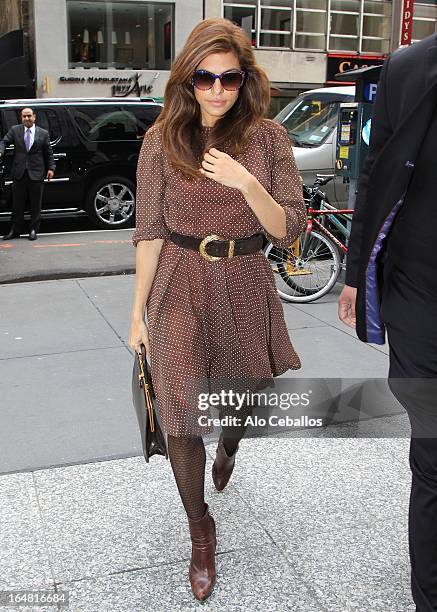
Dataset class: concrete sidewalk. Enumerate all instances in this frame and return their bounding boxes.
[0,276,415,610]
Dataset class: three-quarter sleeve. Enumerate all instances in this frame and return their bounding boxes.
[264,123,307,248]
[132,125,170,247]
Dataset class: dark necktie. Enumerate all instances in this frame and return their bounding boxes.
[24,128,31,151]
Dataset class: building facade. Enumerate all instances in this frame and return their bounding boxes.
[33,0,198,100]
[0,0,436,112]
[208,0,437,112]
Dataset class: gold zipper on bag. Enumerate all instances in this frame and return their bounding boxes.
[137,351,155,432]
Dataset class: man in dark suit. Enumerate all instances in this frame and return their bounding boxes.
[0,107,56,241]
[339,33,437,610]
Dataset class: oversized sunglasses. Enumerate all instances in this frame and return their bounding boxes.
[191,69,246,91]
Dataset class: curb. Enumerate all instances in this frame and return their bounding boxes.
[0,268,136,285]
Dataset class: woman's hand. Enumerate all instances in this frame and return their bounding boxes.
[199,148,253,191]
[128,318,150,355]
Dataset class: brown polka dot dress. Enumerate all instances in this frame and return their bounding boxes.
[132,118,307,437]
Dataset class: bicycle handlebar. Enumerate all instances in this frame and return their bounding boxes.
[314,174,335,186]
[302,174,336,208]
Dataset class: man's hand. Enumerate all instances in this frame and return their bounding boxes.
[47,170,54,181]
[338,285,357,328]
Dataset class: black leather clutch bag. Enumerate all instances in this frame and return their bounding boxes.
[132,344,168,462]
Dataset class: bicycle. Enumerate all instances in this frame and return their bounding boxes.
[264,175,354,303]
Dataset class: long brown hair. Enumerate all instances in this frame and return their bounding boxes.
[153,18,271,180]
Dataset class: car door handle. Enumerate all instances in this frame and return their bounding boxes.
[53,153,67,159]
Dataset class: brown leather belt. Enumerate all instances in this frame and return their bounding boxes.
[169,231,264,262]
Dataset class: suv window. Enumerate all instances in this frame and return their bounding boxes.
[123,105,162,139]
[2,107,62,142]
[69,105,160,142]
[2,110,17,134]
[34,108,62,141]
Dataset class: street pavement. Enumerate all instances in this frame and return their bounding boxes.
[0,237,416,611]
[0,228,135,284]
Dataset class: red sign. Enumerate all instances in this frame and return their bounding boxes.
[400,0,415,46]
[326,54,386,85]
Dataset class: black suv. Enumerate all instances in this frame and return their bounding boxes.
[0,97,163,229]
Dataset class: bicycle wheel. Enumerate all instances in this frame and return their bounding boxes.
[264,229,341,303]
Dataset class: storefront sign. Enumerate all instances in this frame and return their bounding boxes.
[326,54,385,85]
[400,0,415,46]
[58,72,155,96]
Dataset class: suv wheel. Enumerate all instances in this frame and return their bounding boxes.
[86,176,135,229]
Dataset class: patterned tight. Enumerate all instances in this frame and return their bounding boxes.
[221,400,255,455]
[167,401,255,520]
[167,435,207,520]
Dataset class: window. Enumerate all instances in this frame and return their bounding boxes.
[328,0,391,53]
[329,0,360,52]
[361,0,391,53]
[222,0,392,53]
[2,108,62,142]
[69,105,159,141]
[223,1,257,45]
[295,0,327,51]
[67,1,174,69]
[277,96,340,147]
[260,0,292,48]
[32,109,62,142]
[3,110,22,132]
[412,3,437,43]
[122,105,162,138]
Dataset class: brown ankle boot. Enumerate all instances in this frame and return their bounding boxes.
[212,433,239,491]
[187,503,217,601]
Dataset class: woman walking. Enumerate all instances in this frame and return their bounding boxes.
[128,17,306,602]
